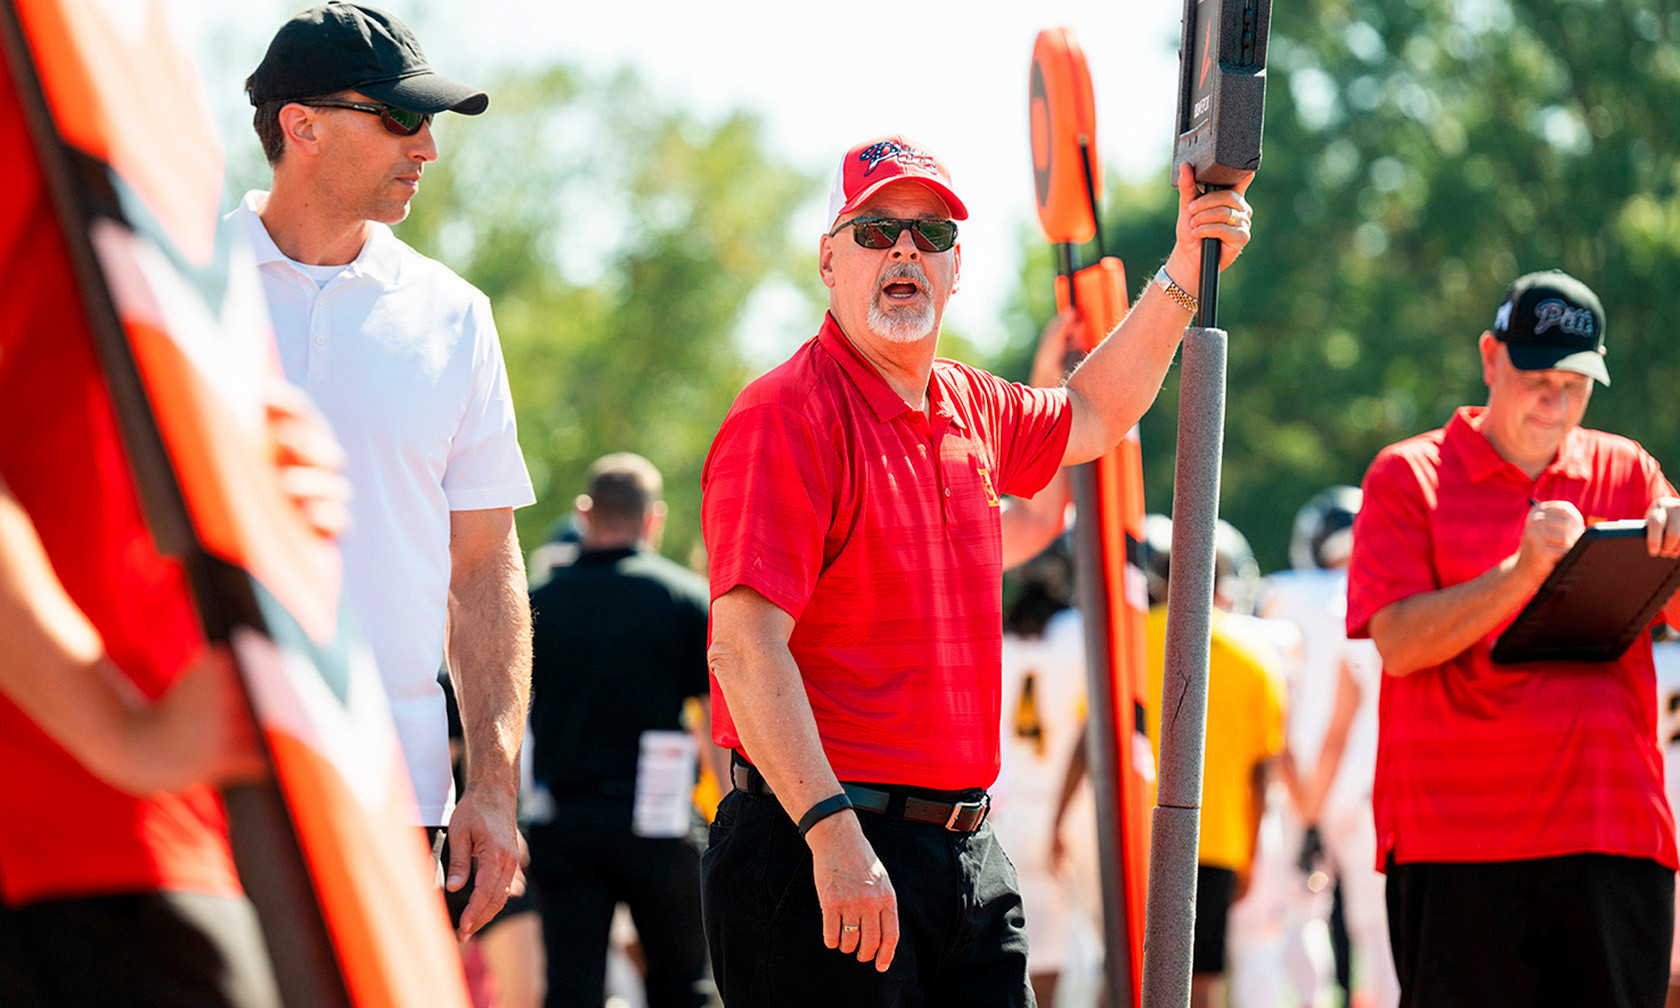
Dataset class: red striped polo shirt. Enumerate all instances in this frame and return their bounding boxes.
[703,313,1072,791]
[1347,406,1678,869]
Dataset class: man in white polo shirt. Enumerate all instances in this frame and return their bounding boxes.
[235,1,535,940]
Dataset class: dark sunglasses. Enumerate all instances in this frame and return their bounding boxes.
[829,216,959,253]
[303,100,431,137]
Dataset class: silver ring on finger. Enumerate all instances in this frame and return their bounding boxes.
[1227,207,1240,226]
[842,923,860,933]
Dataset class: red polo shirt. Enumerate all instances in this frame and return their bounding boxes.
[0,87,238,906]
[703,314,1072,790]
[1347,406,1678,870]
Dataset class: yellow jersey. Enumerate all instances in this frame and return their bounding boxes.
[1145,605,1286,873]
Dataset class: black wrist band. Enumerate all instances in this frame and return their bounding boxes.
[796,793,855,838]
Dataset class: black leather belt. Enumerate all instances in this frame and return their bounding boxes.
[730,760,990,833]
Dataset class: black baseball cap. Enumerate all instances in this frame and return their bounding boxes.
[1492,269,1609,386]
[246,1,487,116]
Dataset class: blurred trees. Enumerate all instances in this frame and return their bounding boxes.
[397,65,819,568]
[998,0,1680,570]
[299,0,1680,577]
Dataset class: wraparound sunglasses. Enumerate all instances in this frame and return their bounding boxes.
[303,100,431,137]
[829,216,959,253]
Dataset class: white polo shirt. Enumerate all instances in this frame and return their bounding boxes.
[235,192,535,826]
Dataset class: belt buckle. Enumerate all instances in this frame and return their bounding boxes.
[944,794,990,832]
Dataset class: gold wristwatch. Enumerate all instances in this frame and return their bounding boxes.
[1153,265,1199,314]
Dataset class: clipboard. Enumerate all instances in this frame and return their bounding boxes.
[1491,519,1680,663]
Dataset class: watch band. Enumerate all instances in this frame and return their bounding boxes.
[796,792,855,838]
[1154,265,1199,314]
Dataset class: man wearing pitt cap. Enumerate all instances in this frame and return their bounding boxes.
[701,134,1254,1006]
[1348,270,1680,1007]
[233,1,535,941]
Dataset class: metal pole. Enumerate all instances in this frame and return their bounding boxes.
[1068,461,1137,1006]
[1140,325,1227,1008]
[1198,230,1222,329]
[1077,137,1108,262]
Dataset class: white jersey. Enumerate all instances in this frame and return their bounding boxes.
[995,607,1099,972]
[995,608,1089,830]
[1240,571,1398,1008]
[1261,569,1380,814]
[1218,610,1305,672]
[1654,639,1680,979]
[1655,640,1680,837]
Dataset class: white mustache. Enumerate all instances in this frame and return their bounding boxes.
[877,261,929,291]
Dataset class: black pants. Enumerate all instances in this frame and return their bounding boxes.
[0,890,281,1008]
[1192,865,1235,976]
[1387,853,1673,1008]
[701,787,1033,1008]
[527,796,710,1008]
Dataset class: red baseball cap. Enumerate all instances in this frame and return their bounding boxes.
[826,135,969,226]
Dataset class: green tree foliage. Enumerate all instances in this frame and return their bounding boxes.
[1001,0,1680,571]
[397,65,819,568]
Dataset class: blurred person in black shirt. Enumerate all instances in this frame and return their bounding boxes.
[525,453,721,1008]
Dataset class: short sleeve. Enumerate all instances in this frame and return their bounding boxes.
[701,403,835,620]
[442,293,535,511]
[976,371,1072,498]
[1642,451,1677,503]
[1346,446,1438,639]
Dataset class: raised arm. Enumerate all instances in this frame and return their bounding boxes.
[708,585,899,971]
[1061,164,1254,466]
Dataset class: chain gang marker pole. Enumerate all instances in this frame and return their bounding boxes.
[1143,1,1271,1006]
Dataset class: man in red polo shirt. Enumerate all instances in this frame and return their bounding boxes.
[700,134,1255,1006]
[1347,270,1680,1008]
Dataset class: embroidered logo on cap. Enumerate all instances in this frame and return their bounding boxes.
[1532,298,1596,339]
[858,139,939,176]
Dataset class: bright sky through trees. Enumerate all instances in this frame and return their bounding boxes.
[169,0,1185,352]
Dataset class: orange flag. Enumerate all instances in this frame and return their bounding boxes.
[0,1,469,1003]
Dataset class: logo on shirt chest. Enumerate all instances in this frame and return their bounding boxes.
[977,466,1000,507]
